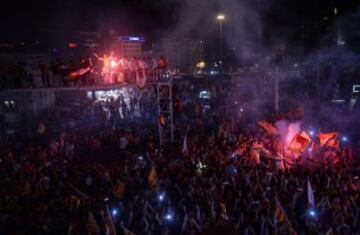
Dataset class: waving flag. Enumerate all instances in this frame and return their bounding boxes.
[274,197,298,235]
[319,132,339,148]
[257,121,278,135]
[307,178,315,208]
[288,131,311,155]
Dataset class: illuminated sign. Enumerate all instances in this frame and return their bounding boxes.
[353,85,360,93]
[120,36,145,42]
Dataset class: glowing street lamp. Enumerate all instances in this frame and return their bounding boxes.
[217,14,225,21]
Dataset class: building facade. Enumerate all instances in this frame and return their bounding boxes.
[152,39,205,74]
[115,36,144,59]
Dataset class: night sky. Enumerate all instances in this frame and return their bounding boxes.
[0,0,359,52]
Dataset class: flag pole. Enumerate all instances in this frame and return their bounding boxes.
[275,196,297,235]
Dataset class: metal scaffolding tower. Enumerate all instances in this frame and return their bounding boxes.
[156,70,174,147]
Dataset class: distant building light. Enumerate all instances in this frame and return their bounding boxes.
[353,85,360,93]
[337,40,345,46]
[196,61,206,69]
[334,7,338,15]
[331,99,346,103]
[120,36,145,42]
[68,42,78,48]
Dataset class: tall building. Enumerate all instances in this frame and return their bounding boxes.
[152,39,205,74]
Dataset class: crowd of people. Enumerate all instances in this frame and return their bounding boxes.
[0,57,95,88]
[0,53,169,89]
[0,76,359,235]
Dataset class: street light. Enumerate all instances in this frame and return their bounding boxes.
[216,14,225,71]
[217,14,225,20]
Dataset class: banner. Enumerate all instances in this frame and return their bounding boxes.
[288,131,311,155]
[257,121,278,135]
[319,132,339,148]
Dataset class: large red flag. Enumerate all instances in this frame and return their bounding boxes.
[319,132,339,148]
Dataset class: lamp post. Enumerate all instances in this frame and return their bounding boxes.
[217,14,225,71]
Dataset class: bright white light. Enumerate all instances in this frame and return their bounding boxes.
[353,85,360,93]
[165,214,172,220]
[158,193,165,201]
[309,130,315,136]
[110,60,117,67]
[129,37,140,41]
[341,136,348,142]
[112,209,118,216]
[309,209,316,217]
[217,14,225,20]
[210,70,217,75]
[337,40,346,46]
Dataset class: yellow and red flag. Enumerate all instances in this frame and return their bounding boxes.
[288,131,311,155]
[274,197,298,235]
[319,132,339,148]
